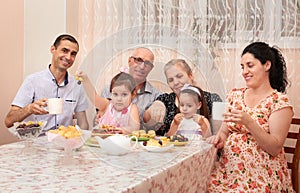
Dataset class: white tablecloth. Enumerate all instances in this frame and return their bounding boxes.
[0,136,217,193]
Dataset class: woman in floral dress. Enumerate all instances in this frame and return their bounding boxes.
[206,42,295,192]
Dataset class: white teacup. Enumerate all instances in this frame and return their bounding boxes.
[212,102,229,120]
[47,98,63,114]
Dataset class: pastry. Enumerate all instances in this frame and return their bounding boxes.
[148,130,156,138]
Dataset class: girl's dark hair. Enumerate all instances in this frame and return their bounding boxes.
[53,34,79,50]
[110,72,136,94]
[179,85,210,121]
[242,42,289,93]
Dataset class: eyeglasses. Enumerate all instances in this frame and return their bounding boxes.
[130,56,154,68]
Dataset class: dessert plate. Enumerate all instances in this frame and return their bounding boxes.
[85,137,100,147]
[140,142,174,152]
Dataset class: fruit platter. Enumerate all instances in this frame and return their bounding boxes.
[168,134,189,146]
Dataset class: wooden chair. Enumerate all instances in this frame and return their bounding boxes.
[284,118,300,193]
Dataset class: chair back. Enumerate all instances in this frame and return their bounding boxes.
[284,118,300,193]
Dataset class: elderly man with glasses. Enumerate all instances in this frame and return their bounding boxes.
[100,47,161,130]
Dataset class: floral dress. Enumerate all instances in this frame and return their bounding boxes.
[207,88,295,193]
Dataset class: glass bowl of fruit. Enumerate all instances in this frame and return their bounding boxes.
[9,120,47,154]
[47,125,91,164]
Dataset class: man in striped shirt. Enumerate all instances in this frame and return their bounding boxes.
[5,34,89,132]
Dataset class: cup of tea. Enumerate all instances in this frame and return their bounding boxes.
[47,98,63,114]
[212,102,229,120]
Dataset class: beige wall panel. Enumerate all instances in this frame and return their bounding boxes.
[0,1,24,144]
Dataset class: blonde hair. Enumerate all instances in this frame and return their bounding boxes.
[164,59,194,84]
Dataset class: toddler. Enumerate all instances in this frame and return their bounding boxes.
[76,71,140,134]
[167,84,211,139]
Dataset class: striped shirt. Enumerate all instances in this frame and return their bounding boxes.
[11,66,89,131]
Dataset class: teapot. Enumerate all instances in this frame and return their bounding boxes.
[95,134,138,156]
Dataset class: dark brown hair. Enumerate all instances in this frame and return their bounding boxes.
[53,34,79,51]
[179,85,210,121]
[109,72,136,94]
[242,42,289,93]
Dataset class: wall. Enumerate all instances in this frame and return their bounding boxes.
[0,1,24,144]
[24,0,67,76]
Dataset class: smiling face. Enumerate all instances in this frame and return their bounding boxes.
[111,85,133,112]
[165,63,194,96]
[179,93,201,119]
[50,39,78,72]
[241,53,270,89]
[128,48,154,85]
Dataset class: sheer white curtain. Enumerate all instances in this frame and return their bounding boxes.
[76,0,300,121]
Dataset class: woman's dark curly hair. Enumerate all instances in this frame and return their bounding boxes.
[242,42,289,93]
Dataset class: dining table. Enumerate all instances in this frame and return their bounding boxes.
[0,135,217,193]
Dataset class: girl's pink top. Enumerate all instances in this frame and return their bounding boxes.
[98,102,132,127]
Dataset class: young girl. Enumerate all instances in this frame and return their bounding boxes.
[166,84,211,139]
[76,71,140,134]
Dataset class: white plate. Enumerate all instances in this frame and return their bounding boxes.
[169,141,189,146]
[140,142,174,152]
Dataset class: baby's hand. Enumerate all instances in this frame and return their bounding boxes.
[192,114,204,124]
[173,113,184,125]
[75,70,87,84]
[205,135,216,144]
[206,134,225,149]
[93,111,105,126]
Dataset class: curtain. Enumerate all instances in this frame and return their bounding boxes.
[76,0,300,120]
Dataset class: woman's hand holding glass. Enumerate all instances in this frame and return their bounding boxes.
[223,108,253,128]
